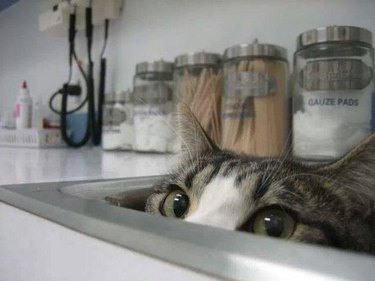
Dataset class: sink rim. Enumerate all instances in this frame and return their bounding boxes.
[1,177,374,281]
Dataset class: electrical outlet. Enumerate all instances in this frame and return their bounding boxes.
[38,2,73,35]
[70,0,91,7]
[72,0,123,24]
[93,0,123,23]
[39,0,123,35]
[40,0,66,11]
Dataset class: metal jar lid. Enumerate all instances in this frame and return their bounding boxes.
[123,89,133,103]
[175,51,221,68]
[114,89,133,103]
[135,60,173,74]
[115,90,126,103]
[297,26,373,50]
[223,39,287,61]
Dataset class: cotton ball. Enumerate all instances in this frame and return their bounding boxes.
[134,105,174,153]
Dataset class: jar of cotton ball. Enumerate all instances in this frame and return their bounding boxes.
[102,90,134,151]
[174,51,223,145]
[293,26,374,161]
[116,89,134,150]
[102,92,116,150]
[133,60,175,153]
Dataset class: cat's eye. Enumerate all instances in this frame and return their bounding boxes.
[251,208,295,239]
[161,190,189,218]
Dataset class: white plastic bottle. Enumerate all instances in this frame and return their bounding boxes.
[32,96,45,129]
[15,81,33,129]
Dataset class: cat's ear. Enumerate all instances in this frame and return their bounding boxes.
[176,103,220,157]
[316,134,375,200]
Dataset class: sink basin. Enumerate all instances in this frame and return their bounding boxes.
[60,176,157,210]
[1,177,374,281]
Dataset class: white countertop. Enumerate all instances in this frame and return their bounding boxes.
[0,147,174,185]
[0,147,217,281]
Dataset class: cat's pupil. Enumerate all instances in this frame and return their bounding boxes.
[263,214,284,237]
[173,194,189,218]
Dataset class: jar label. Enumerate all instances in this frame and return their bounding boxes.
[300,59,373,91]
[134,83,172,104]
[222,97,255,119]
[134,105,167,116]
[225,71,277,97]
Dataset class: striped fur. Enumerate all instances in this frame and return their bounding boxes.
[146,106,375,253]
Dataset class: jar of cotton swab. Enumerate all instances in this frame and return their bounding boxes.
[174,51,223,144]
[222,40,290,157]
[133,60,175,153]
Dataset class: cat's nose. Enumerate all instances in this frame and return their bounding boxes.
[185,212,238,230]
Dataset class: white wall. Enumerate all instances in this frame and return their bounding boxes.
[0,0,65,112]
[1,0,375,112]
[0,0,116,113]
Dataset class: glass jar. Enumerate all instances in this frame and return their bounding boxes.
[118,89,134,150]
[293,26,374,161]
[174,52,222,144]
[102,90,134,151]
[222,40,289,157]
[102,92,116,150]
[133,60,175,153]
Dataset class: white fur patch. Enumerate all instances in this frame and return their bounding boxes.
[185,176,248,230]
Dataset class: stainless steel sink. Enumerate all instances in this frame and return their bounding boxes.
[1,177,374,281]
[60,176,157,210]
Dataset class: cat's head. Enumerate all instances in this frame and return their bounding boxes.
[145,105,375,253]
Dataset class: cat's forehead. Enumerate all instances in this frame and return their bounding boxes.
[176,151,292,182]
[164,152,311,214]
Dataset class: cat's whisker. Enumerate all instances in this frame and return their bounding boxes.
[264,129,294,185]
[135,98,202,160]
[260,118,279,183]
[261,159,274,186]
[175,112,199,161]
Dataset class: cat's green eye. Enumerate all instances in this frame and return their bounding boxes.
[161,190,189,218]
[251,208,295,239]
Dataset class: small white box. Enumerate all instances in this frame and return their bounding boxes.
[0,129,65,148]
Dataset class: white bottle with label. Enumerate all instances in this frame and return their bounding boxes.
[15,81,33,129]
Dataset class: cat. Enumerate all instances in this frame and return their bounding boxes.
[145,105,375,254]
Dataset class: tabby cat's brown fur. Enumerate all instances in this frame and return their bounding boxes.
[146,106,375,253]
